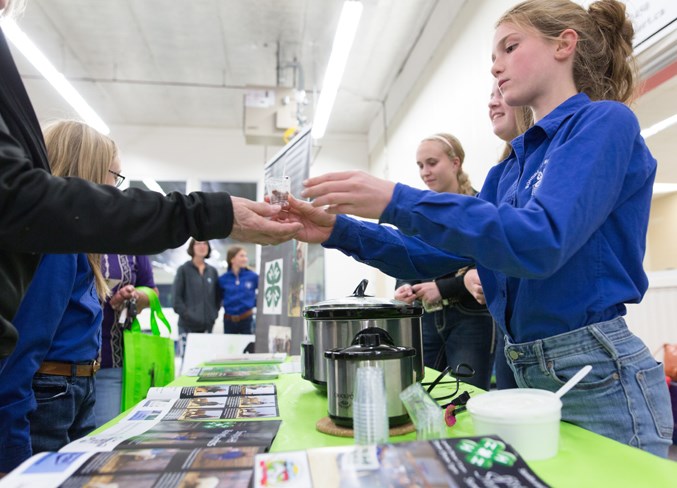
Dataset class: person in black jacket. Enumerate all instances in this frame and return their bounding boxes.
[172,239,222,356]
[0,0,302,364]
[394,133,495,390]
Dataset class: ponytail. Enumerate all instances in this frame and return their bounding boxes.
[498,0,637,104]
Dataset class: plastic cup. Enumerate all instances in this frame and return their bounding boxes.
[353,366,389,445]
[266,175,291,207]
[399,382,446,440]
[466,388,562,460]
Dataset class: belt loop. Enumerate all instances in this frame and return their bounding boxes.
[71,363,77,377]
[588,324,618,360]
[533,340,548,375]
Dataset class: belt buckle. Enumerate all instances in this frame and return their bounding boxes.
[91,360,101,375]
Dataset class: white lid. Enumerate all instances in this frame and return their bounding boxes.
[466,388,562,421]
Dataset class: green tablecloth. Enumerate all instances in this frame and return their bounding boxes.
[167,368,677,487]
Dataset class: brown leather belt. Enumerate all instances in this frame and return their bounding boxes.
[224,309,254,323]
[37,360,100,377]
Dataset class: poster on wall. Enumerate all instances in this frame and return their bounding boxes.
[262,259,284,315]
[255,127,316,354]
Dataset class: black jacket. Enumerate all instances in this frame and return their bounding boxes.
[172,261,222,332]
[0,31,233,360]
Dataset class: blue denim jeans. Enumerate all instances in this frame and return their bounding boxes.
[495,333,518,389]
[223,316,254,335]
[94,367,122,427]
[504,317,673,457]
[29,373,97,454]
[422,304,495,390]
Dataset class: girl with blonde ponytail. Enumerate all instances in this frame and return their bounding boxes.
[291,0,672,457]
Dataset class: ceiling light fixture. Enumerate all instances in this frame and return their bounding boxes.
[1,19,110,135]
[310,0,363,140]
[641,113,677,139]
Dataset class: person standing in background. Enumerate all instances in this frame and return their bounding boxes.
[476,81,533,389]
[394,133,495,390]
[219,246,258,334]
[172,239,221,357]
[95,254,158,427]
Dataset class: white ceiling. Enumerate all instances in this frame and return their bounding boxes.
[10,0,446,136]
[6,0,677,184]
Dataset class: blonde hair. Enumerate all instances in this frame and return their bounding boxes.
[421,133,474,196]
[499,106,535,160]
[43,120,119,300]
[497,0,636,103]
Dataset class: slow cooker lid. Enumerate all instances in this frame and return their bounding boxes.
[304,279,422,319]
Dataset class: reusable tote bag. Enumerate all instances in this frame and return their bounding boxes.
[121,286,175,410]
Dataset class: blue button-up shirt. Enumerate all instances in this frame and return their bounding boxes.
[324,93,655,343]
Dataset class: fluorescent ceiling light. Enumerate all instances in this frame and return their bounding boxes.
[311,0,363,140]
[1,19,110,135]
[641,113,677,139]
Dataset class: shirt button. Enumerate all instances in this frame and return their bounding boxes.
[508,350,520,360]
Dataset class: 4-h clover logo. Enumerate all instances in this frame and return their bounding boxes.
[456,437,517,468]
[265,261,283,308]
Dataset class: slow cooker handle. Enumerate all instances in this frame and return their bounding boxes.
[351,279,370,298]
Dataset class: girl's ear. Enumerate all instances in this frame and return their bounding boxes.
[555,28,578,60]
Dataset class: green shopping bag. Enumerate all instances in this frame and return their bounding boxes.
[121,286,175,411]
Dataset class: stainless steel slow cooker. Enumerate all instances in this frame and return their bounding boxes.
[301,279,423,391]
[325,327,417,427]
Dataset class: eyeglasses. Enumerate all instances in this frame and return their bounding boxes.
[108,169,125,188]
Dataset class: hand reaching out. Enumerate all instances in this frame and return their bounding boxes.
[230,196,303,245]
[301,170,396,219]
[275,195,337,244]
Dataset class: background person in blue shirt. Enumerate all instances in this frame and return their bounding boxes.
[0,120,121,471]
[286,0,673,457]
[219,246,258,334]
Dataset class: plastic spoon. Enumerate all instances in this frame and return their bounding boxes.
[554,364,592,399]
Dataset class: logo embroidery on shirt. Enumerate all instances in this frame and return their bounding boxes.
[525,158,549,195]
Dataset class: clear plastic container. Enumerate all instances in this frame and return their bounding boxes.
[399,382,446,440]
[352,366,389,445]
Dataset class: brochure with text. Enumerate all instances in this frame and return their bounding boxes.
[147,383,277,399]
[1,447,260,488]
[253,437,550,488]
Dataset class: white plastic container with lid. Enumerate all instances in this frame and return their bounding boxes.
[466,388,562,461]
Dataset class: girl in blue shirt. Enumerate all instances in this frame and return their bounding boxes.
[287,0,673,457]
[0,120,120,471]
[219,246,258,334]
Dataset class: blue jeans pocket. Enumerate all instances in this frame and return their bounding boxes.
[32,374,70,402]
[637,362,674,440]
